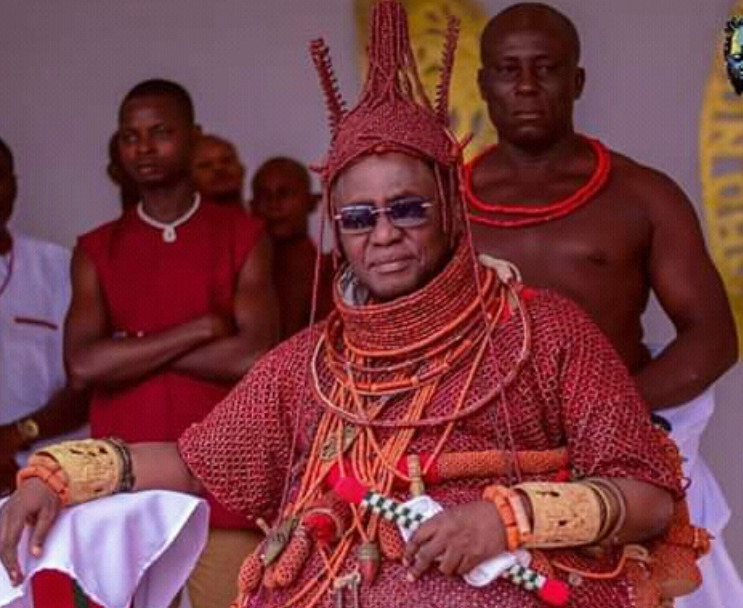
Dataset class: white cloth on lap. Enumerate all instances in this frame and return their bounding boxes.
[0,491,209,608]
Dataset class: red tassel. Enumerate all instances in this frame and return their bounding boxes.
[303,491,352,545]
[304,512,337,544]
[333,476,369,504]
[538,579,571,607]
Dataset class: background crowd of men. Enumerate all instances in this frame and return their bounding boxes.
[0,85,329,606]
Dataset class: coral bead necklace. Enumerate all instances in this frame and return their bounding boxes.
[466,136,611,228]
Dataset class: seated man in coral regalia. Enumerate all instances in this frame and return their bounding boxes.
[0,3,703,608]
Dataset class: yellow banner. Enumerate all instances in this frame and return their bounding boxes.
[354,0,496,160]
[700,2,743,356]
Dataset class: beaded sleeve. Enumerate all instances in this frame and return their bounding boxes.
[536,292,681,496]
[178,329,316,522]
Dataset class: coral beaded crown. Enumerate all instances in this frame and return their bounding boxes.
[310,0,464,186]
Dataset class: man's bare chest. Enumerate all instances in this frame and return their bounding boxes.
[471,178,649,260]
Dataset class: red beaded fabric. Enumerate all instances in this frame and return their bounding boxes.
[178,2,683,608]
[179,275,680,608]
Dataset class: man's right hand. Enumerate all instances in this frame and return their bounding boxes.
[0,479,61,585]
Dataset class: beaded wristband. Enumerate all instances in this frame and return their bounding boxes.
[514,481,603,548]
[507,488,533,543]
[15,438,128,506]
[16,461,70,505]
[483,485,522,551]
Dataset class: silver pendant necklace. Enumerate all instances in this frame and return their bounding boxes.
[136,193,201,243]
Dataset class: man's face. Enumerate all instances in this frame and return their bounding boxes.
[332,152,450,302]
[191,138,245,202]
[0,154,16,228]
[117,95,196,188]
[252,163,314,241]
[479,26,584,147]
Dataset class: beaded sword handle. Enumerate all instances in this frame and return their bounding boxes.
[333,476,569,607]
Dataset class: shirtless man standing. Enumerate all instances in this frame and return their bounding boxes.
[466,5,740,607]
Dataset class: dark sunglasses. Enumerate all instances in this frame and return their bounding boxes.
[333,196,433,234]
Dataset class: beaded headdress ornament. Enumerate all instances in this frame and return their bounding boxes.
[310,0,466,241]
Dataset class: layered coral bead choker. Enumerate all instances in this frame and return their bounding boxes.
[465,136,611,228]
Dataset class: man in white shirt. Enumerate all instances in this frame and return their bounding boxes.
[0,136,88,496]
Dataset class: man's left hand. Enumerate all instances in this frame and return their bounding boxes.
[403,500,506,580]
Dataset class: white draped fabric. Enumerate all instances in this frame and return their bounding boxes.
[0,491,208,608]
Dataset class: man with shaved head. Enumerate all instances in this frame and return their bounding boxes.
[466,4,742,607]
[191,134,246,206]
[251,156,332,337]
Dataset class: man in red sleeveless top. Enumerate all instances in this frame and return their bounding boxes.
[251,156,333,338]
[65,79,279,608]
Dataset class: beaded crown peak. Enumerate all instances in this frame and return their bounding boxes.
[310,0,462,185]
